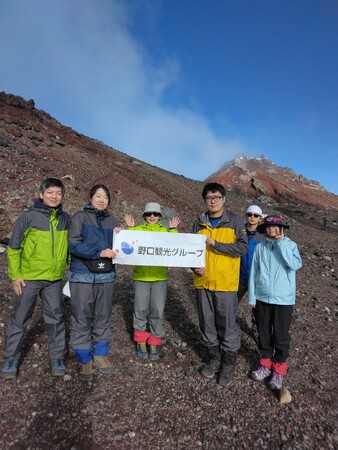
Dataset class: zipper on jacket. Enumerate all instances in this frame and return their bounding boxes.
[50,210,58,258]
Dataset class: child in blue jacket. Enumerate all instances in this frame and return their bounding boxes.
[248,215,302,390]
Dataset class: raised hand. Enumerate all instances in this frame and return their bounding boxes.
[124,214,135,227]
[169,216,181,229]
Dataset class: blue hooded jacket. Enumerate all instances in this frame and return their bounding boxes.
[248,236,302,306]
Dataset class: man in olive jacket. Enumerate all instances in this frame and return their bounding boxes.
[1,178,69,379]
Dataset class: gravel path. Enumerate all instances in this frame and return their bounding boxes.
[0,227,336,449]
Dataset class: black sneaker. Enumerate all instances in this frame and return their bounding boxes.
[201,359,221,378]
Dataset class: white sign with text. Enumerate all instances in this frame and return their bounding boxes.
[113,230,206,268]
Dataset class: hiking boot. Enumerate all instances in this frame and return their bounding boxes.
[218,365,236,387]
[268,371,284,390]
[201,359,221,378]
[79,360,94,382]
[148,345,160,361]
[1,358,19,379]
[137,342,148,359]
[251,365,271,381]
[218,351,237,387]
[93,355,114,374]
[51,359,66,377]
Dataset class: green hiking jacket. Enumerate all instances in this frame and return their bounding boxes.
[126,221,178,281]
[7,200,69,281]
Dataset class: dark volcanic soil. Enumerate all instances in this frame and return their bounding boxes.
[0,221,337,450]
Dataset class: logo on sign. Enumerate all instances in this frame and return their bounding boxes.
[121,241,134,255]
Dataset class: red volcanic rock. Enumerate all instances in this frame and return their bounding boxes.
[206,155,338,210]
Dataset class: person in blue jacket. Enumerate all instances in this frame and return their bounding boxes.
[68,184,119,382]
[248,215,302,390]
[237,205,264,342]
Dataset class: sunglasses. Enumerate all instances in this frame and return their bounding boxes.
[247,213,260,218]
[144,212,161,217]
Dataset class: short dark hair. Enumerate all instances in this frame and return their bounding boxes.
[202,182,226,199]
[39,178,65,196]
[89,184,111,205]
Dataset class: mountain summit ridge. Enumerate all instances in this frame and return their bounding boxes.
[206,154,337,209]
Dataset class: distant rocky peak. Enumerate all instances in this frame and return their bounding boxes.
[206,154,338,209]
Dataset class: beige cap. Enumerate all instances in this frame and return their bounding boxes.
[143,202,162,216]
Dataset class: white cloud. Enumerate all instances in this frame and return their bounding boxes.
[0,0,246,180]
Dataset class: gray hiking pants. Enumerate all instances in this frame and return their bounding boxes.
[69,282,114,350]
[3,280,66,359]
[196,289,240,353]
[133,280,167,338]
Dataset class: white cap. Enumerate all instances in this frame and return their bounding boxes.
[246,205,263,216]
[143,202,162,216]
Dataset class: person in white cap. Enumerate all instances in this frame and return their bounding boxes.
[238,205,265,343]
[124,203,180,361]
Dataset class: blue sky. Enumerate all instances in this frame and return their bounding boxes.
[1,0,337,194]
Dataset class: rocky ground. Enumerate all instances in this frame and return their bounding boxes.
[0,218,337,450]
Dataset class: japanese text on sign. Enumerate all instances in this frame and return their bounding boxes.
[113,230,206,268]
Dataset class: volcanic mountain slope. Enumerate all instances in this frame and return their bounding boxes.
[0,92,337,236]
[0,92,204,235]
[206,155,338,210]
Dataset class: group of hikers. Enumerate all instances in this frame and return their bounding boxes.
[1,178,302,390]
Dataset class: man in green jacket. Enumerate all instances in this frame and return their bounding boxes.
[1,178,70,379]
[124,203,180,361]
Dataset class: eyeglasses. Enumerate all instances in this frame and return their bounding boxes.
[247,213,260,218]
[204,195,223,202]
[144,212,161,217]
